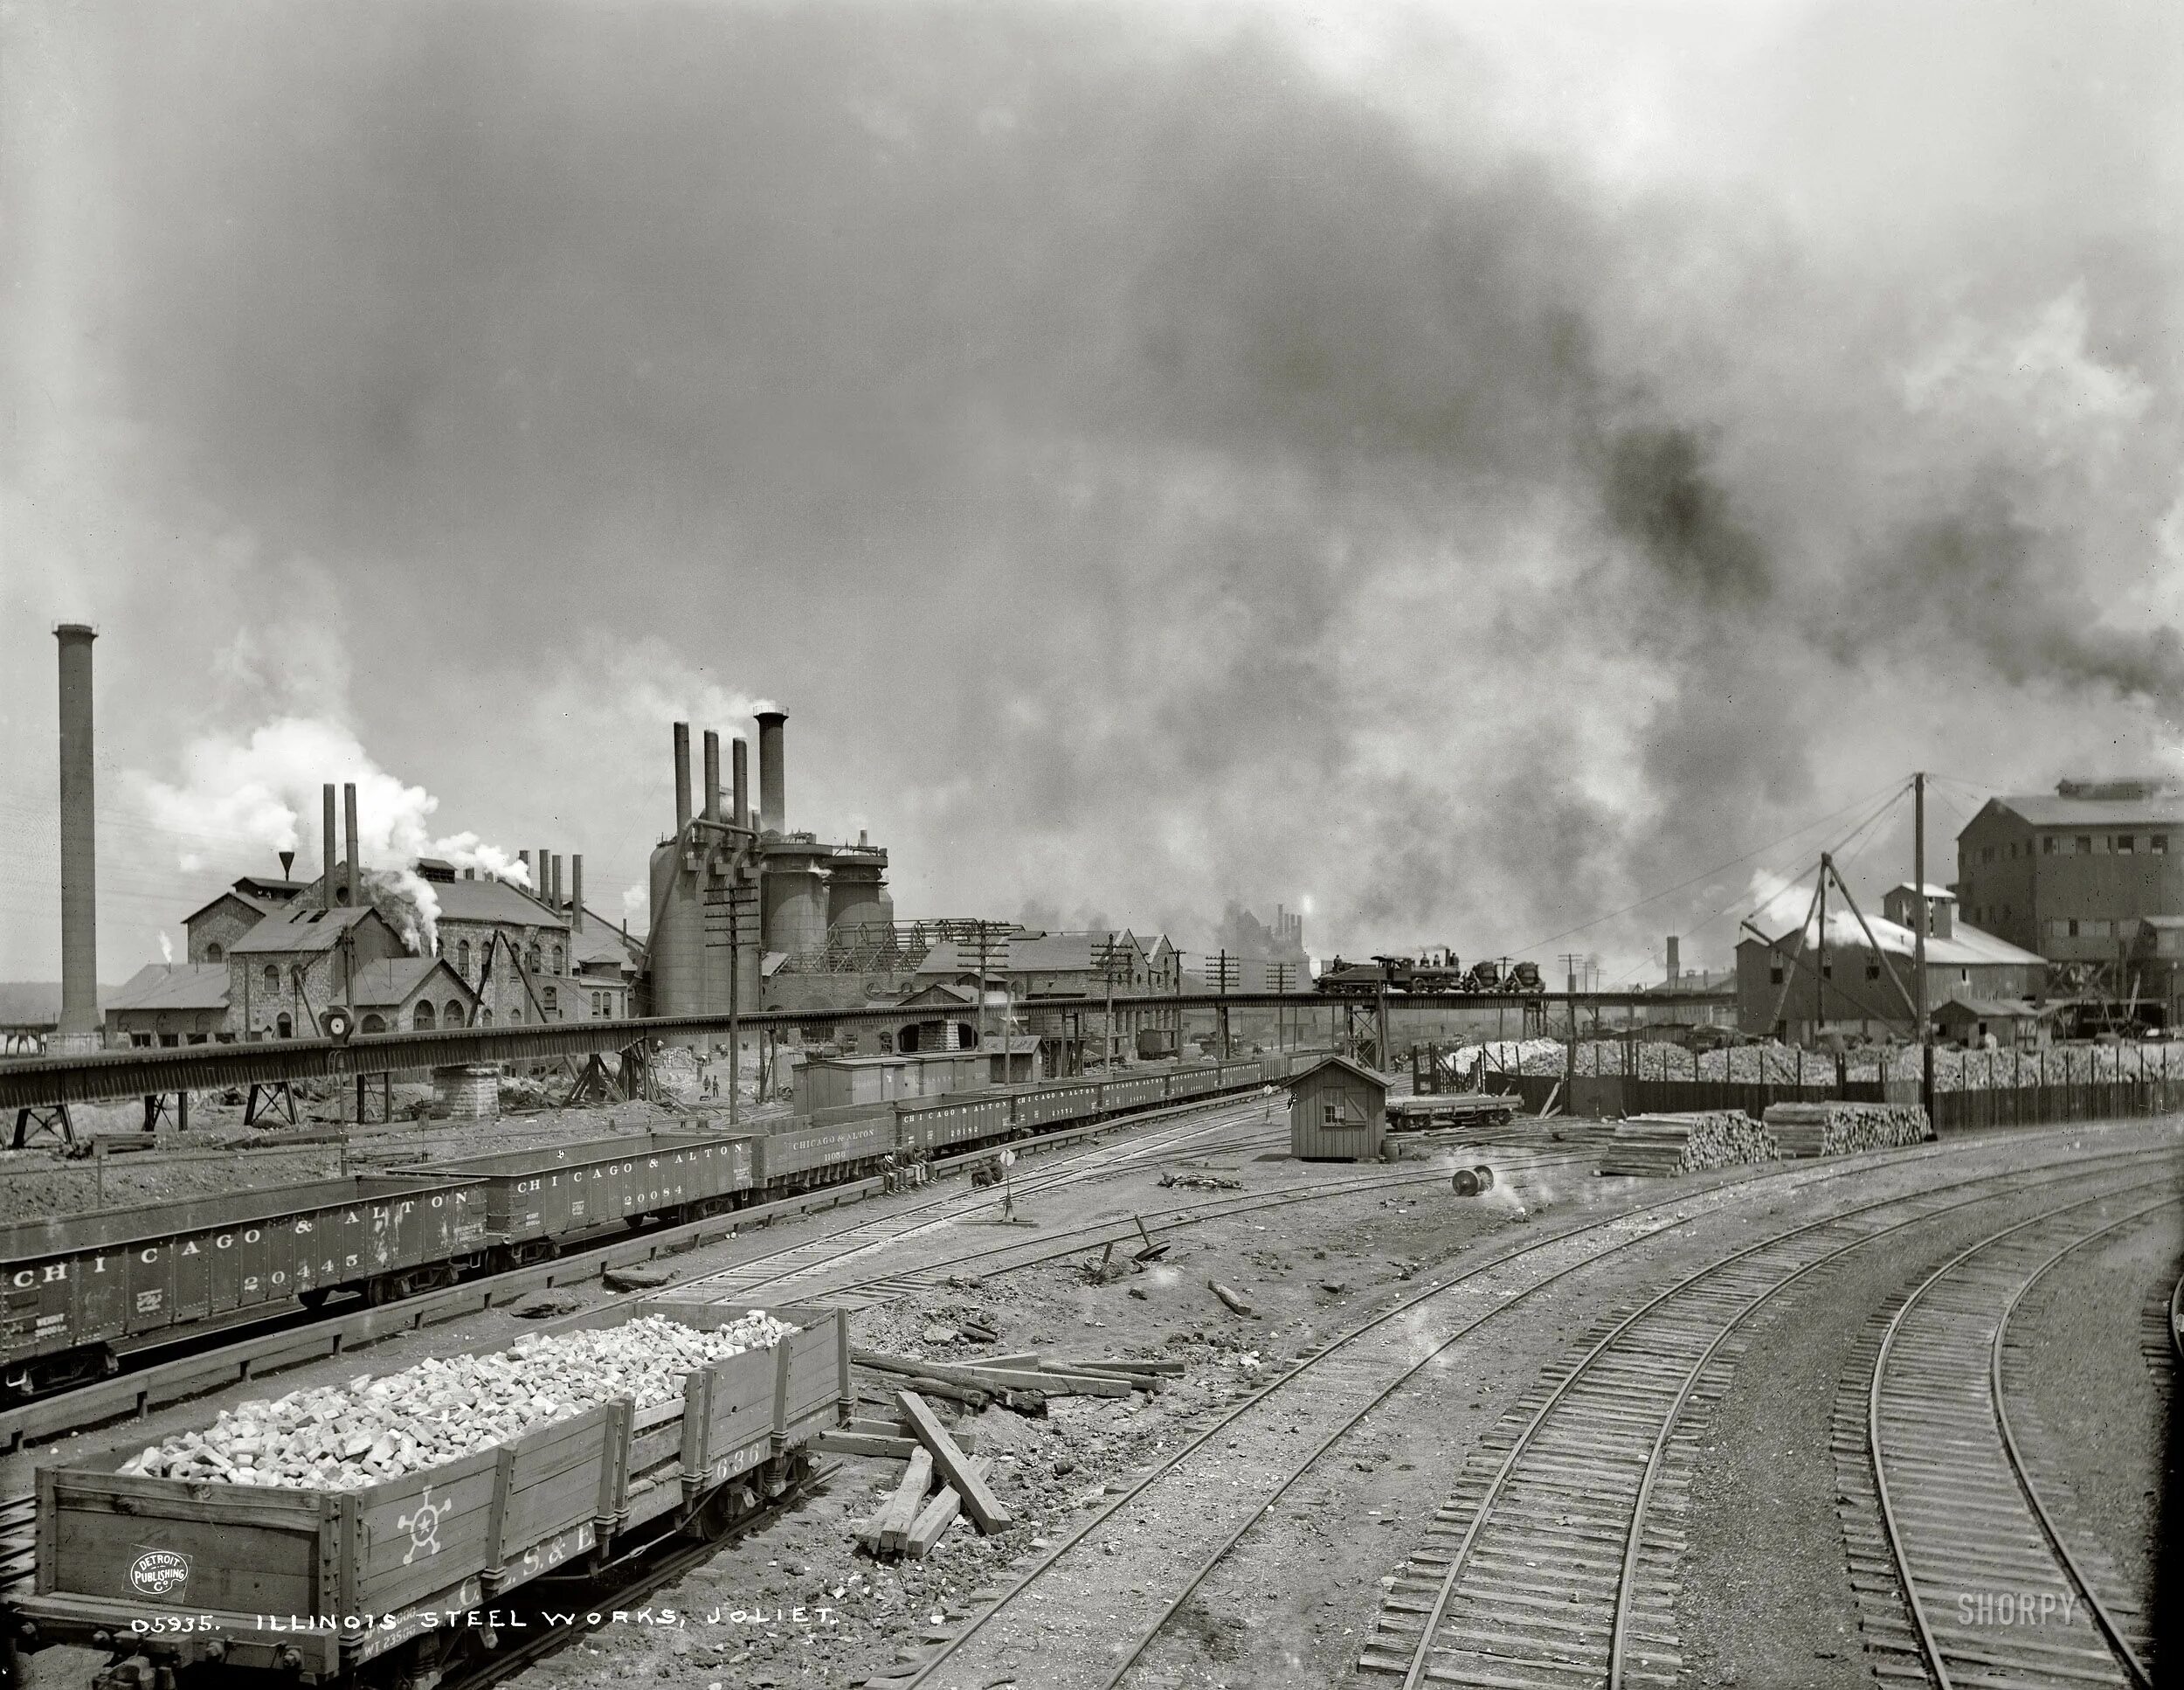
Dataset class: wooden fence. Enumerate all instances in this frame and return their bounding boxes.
[1476,1047,2183,1133]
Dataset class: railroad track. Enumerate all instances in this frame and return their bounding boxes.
[0,1090,1278,1457]
[1851,1192,2176,1689]
[861,1125,2177,1690]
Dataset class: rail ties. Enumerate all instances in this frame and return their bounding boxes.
[1869,1199,2174,1690]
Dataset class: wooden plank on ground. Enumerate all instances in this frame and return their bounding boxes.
[904,1458,990,1560]
[897,1390,1010,1534]
[1054,1357,1187,1377]
[814,1430,921,1461]
[875,1448,933,1555]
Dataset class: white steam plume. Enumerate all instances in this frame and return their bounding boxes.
[133,716,533,952]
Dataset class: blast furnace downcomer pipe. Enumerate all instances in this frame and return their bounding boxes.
[54,625,99,1047]
[757,710,786,835]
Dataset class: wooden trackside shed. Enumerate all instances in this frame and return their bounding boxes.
[1287,1055,1388,1161]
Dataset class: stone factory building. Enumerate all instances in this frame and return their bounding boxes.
[349,956,482,1034]
[225,904,410,1040]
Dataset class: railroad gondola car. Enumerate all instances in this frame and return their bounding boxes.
[1011,1079,1099,1127]
[12,1297,847,1689]
[751,1111,897,1191]
[899,1091,1013,1156]
[390,1132,756,1269]
[1,1175,486,1398]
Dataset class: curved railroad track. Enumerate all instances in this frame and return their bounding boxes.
[1864,1191,2177,1688]
[862,1126,2176,1690]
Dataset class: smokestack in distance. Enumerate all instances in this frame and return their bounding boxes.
[571,855,584,932]
[53,625,99,1046]
[757,710,786,835]
[1665,935,1681,988]
[550,853,563,912]
[702,729,722,823]
[535,846,548,900]
[673,722,693,836]
[342,784,360,906]
[518,848,531,884]
[731,736,750,832]
[321,786,339,910]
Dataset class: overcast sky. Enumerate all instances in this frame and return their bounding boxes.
[3,0,2180,984]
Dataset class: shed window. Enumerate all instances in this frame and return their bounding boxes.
[1323,1102,1342,1126]
[2042,837,2055,855]
[2116,835,2136,854]
[2155,835,2171,853]
[2077,835,2092,854]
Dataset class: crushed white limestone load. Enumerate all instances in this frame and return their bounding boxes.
[117,1311,795,1491]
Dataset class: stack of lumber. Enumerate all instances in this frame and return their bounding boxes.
[115,1312,795,1489]
[853,1347,1179,1416]
[1597,1112,1780,1178]
[1763,1101,1934,1158]
[851,1390,1012,1561]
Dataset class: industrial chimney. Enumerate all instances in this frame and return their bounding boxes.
[53,625,99,1051]
[342,783,360,906]
[321,786,339,910]
[1665,935,1681,990]
[570,855,584,932]
[673,723,694,836]
[702,730,722,823]
[550,854,563,913]
[757,710,786,835]
[731,736,750,832]
[518,848,532,885]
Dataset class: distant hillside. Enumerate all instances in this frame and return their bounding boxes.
[0,981,130,1023]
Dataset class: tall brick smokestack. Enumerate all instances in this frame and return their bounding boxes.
[550,854,563,912]
[757,710,786,835]
[53,625,99,1049]
[1666,935,1680,988]
[702,729,722,823]
[343,783,360,906]
[322,786,339,911]
[731,736,750,832]
[673,722,693,836]
[571,855,584,932]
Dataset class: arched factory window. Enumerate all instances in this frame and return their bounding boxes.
[412,1001,436,1031]
[262,964,280,994]
[552,944,564,973]
[458,939,472,978]
[275,1012,293,1039]
[206,942,224,962]
[361,1014,386,1033]
[445,1000,465,1027]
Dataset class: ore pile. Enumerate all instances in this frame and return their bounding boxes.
[117,1311,795,1490]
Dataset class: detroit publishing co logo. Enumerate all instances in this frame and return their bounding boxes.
[128,1548,191,1598]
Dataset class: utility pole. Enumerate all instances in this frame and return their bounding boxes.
[1210,950,1239,1058]
[1914,772,1932,1117]
[1815,855,1828,1050]
[1268,962,1296,1050]
[1095,934,1130,1070]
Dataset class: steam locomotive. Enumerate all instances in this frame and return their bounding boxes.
[1315,952,1546,996]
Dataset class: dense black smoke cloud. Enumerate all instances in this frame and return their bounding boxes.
[4,0,2177,977]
